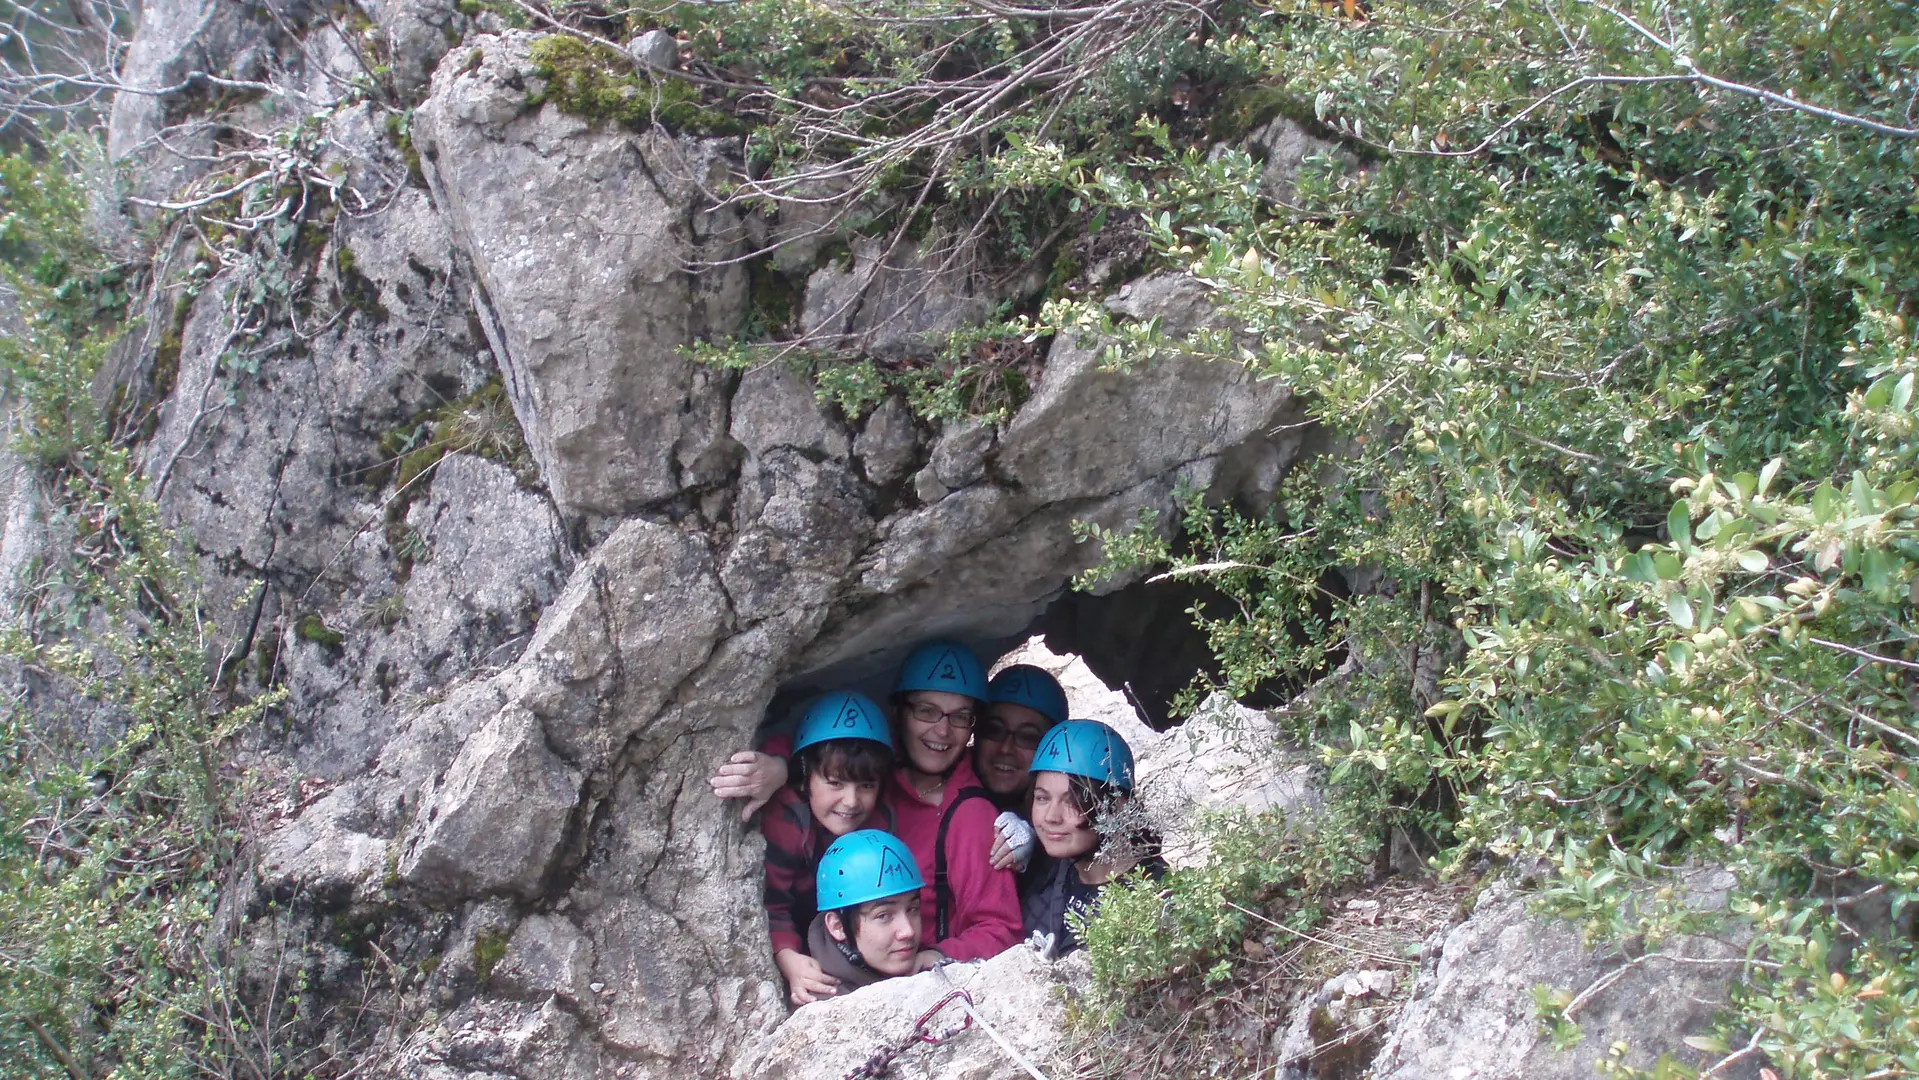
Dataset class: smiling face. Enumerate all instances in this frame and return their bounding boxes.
[974,703,1051,798]
[1030,770,1101,861]
[827,892,924,976]
[897,690,976,777]
[806,770,880,836]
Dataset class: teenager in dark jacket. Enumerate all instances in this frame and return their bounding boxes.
[977,664,1068,871]
[1020,720,1165,955]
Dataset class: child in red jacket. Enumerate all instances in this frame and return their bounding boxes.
[760,691,895,1004]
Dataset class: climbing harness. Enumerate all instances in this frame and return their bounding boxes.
[841,989,975,1079]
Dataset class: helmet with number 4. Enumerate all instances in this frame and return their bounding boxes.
[1028,720,1135,792]
[792,691,893,753]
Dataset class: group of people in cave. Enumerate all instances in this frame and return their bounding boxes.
[706,640,1164,1006]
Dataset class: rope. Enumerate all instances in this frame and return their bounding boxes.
[933,966,1054,1080]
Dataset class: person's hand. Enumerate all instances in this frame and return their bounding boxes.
[912,949,946,973]
[990,811,1036,871]
[709,751,789,821]
[774,949,839,1005]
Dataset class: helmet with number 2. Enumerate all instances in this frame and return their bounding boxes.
[892,640,989,701]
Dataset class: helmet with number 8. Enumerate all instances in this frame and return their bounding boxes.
[792,691,892,753]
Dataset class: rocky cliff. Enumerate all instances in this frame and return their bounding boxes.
[10,2,1759,1076]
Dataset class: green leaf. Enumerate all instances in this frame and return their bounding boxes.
[1668,502,1692,551]
[1757,457,1783,497]
[1896,372,1915,411]
[1865,374,1893,409]
[1736,549,1769,573]
[1624,552,1660,583]
[1812,482,1840,523]
[1654,553,1684,580]
[1667,592,1695,629]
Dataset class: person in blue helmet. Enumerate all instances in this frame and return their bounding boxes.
[760,691,896,1004]
[977,664,1068,872]
[877,640,1022,964]
[1021,720,1164,955]
[809,830,928,992]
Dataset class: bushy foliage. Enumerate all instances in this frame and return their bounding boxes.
[0,146,282,1080]
[1033,0,1919,1074]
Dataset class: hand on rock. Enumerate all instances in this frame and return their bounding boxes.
[708,751,788,821]
[775,949,839,1005]
[990,811,1036,871]
[913,949,946,973]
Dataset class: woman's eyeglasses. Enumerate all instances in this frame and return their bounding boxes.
[906,700,978,729]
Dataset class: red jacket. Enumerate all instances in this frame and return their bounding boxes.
[884,757,1022,962]
[758,785,832,957]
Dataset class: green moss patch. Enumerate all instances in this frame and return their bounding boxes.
[525,34,743,135]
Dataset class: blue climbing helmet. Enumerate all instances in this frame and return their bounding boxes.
[893,640,989,701]
[792,691,893,754]
[986,664,1069,726]
[1028,720,1136,792]
[816,830,925,910]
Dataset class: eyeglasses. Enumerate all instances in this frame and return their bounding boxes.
[976,721,1044,751]
[905,700,977,730]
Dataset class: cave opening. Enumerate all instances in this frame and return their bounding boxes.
[762,569,1314,739]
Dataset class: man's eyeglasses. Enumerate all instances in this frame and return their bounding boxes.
[976,721,1044,751]
[905,700,977,730]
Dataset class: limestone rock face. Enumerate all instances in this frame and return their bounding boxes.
[414,32,748,521]
[1243,116,1357,205]
[97,24,1368,1078]
[1132,695,1323,868]
[106,0,249,201]
[402,454,570,676]
[800,237,989,357]
[999,273,1308,505]
[733,947,1081,1080]
[366,0,465,97]
[396,707,583,900]
[1369,873,1756,1080]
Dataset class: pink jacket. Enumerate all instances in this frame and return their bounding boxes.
[884,757,1022,962]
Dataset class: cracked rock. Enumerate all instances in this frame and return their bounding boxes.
[396,708,582,900]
